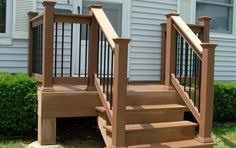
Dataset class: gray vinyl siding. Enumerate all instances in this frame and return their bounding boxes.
[129,0,177,81]
[212,37,236,81]
[0,40,28,73]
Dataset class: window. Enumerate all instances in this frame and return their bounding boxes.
[0,0,6,33]
[196,0,234,34]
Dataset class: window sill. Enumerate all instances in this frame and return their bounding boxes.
[0,37,12,46]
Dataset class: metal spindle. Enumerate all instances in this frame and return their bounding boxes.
[61,23,65,77]
[54,23,58,77]
[103,40,107,93]
[110,50,114,109]
[179,36,184,84]
[100,31,103,79]
[78,24,82,76]
[189,48,193,97]
[184,42,189,91]
[70,23,73,77]
[85,24,88,77]
[106,45,110,98]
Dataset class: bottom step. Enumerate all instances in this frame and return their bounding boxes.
[128,139,213,148]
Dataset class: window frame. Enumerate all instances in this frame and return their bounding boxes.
[195,0,236,38]
[0,0,12,38]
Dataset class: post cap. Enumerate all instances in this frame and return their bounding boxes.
[88,4,103,9]
[113,38,131,44]
[165,13,179,18]
[201,43,217,50]
[42,0,56,7]
[198,16,212,21]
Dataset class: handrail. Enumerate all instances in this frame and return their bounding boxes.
[90,7,118,49]
[171,15,203,59]
[54,13,92,24]
[165,13,217,144]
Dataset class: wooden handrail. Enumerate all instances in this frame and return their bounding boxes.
[90,6,118,49]
[54,13,92,24]
[171,15,203,59]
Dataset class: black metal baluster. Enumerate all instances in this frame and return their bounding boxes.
[85,24,88,77]
[184,41,189,91]
[193,52,197,106]
[78,24,82,77]
[100,31,103,79]
[61,23,65,77]
[179,36,184,84]
[103,40,107,93]
[54,23,58,77]
[70,23,73,77]
[175,34,179,76]
[110,50,114,109]
[189,48,193,97]
[106,45,110,99]
[97,26,100,77]
[40,25,43,74]
[198,62,202,112]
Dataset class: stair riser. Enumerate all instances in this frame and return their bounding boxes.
[127,91,181,105]
[125,126,196,145]
[97,112,111,147]
[126,109,184,124]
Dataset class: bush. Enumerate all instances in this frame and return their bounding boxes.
[0,72,37,136]
[214,81,236,123]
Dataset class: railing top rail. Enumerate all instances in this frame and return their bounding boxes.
[161,23,204,34]
[54,13,92,24]
[30,13,44,23]
[90,6,118,49]
[171,15,203,59]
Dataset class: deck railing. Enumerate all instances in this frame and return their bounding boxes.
[164,13,217,143]
[28,2,130,147]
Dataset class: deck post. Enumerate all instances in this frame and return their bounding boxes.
[28,12,39,76]
[41,1,56,91]
[112,38,130,148]
[86,5,101,91]
[160,23,167,84]
[198,16,211,43]
[165,13,178,87]
[198,43,217,143]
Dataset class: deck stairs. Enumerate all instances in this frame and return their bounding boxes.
[95,84,213,148]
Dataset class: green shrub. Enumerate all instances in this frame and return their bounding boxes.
[0,72,37,136]
[214,81,236,123]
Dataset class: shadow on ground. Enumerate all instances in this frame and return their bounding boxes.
[56,117,105,148]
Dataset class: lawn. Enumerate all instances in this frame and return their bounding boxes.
[0,123,235,148]
[212,123,236,148]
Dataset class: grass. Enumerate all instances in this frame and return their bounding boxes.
[212,123,236,148]
[0,123,235,148]
[0,140,29,148]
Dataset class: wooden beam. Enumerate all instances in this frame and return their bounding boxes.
[171,74,200,123]
[198,16,211,43]
[54,13,92,24]
[41,1,56,91]
[53,77,88,85]
[94,75,113,123]
[31,13,44,27]
[27,12,39,76]
[87,6,99,91]
[165,13,178,86]
[91,6,118,49]
[112,38,130,147]
[160,23,166,84]
[198,43,217,143]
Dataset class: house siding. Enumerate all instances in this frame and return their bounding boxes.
[212,37,236,81]
[128,0,177,81]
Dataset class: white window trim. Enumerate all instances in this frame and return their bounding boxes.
[178,0,236,40]
[0,0,13,45]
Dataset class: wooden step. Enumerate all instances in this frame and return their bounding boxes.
[127,89,182,105]
[126,104,185,123]
[96,104,186,124]
[104,121,197,145]
[128,139,213,148]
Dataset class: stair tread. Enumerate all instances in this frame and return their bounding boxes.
[126,104,186,111]
[96,104,186,113]
[104,121,197,132]
[128,139,213,148]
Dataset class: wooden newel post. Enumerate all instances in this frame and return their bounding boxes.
[27,12,39,76]
[160,23,167,84]
[198,16,211,43]
[42,1,56,91]
[198,43,217,143]
[165,13,179,87]
[86,5,101,91]
[112,38,130,147]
